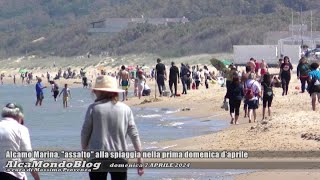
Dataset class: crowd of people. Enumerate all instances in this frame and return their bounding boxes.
[224,55,320,125]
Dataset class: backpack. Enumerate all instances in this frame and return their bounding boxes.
[232,85,242,100]
[263,83,273,97]
[300,64,310,77]
[245,81,255,100]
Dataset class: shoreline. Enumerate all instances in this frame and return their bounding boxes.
[1,58,320,179]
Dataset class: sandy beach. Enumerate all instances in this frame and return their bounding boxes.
[1,54,319,179]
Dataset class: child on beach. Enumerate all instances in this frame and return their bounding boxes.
[261,73,274,120]
[59,84,71,108]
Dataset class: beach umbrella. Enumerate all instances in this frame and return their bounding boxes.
[18,69,28,73]
[221,59,233,66]
[210,58,227,71]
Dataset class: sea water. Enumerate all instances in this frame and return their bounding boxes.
[0,84,250,179]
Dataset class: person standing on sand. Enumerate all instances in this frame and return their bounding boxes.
[59,84,71,108]
[13,74,16,84]
[297,57,310,93]
[245,73,261,123]
[180,63,189,94]
[118,65,130,101]
[21,73,25,84]
[279,56,293,96]
[169,62,180,97]
[254,59,260,74]
[0,103,40,180]
[307,63,320,111]
[261,73,274,120]
[35,78,47,106]
[136,70,146,99]
[81,75,144,180]
[247,58,256,73]
[155,58,167,97]
[225,74,244,125]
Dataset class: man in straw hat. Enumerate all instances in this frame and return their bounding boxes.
[81,75,144,180]
[0,103,40,180]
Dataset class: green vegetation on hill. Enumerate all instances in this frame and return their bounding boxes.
[0,0,319,58]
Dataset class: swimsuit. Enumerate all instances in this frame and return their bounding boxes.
[121,80,129,90]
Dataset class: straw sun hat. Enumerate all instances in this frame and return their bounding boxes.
[92,75,125,93]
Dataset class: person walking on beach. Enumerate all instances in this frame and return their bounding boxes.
[225,74,244,124]
[180,63,190,94]
[242,66,252,118]
[137,70,146,99]
[297,57,310,93]
[81,75,144,180]
[194,68,201,89]
[0,73,4,85]
[59,84,71,108]
[260,59,268,78]
[13,74,16,84]
[307,63,320,111]
[280,56,293,96]
[169,62,180,97]
[118,65,130,101]
[51,81,59,101]
[35,78,47,106]
[247,58,256,73]
[204,66,210,89]
[261,73,274,120]
[244,73,261,123]
[155,58,167,97]
[0,103,40,180]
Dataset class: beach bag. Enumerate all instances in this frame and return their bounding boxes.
[245,81,255,100]
[192,82,196,89]
[221,100,229,111]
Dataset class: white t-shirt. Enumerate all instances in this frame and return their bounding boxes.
[144,84,150,90]
[0,118,34,180]
[245,79,261,100]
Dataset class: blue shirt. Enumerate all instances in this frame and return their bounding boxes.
[35,82,43,95]
[308,70,320,80]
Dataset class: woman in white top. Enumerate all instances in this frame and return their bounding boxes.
[137,70,146,99]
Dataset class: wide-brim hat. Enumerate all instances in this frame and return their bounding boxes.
[92,75,125,93]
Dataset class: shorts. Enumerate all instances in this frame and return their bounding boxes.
[263,95,273,108]
[311,92,320,99]
[121,80,129,90]
[63,96,69,102]
[261,69,267,76]
[37,93,44,100]
[247,99,259,110]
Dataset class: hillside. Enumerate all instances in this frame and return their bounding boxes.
[0,0,319,58]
